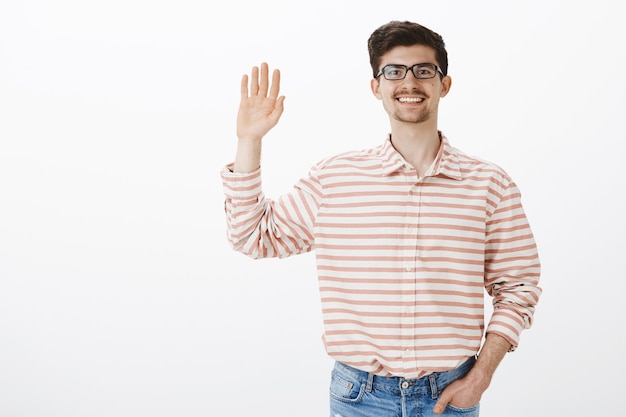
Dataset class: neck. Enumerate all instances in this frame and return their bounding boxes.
[389,124,441,176]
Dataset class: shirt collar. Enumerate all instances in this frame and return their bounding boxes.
[380,132,463,180]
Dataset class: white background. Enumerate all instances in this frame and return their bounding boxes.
[1,1,624,416]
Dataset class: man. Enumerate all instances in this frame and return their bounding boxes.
[221,20,541,417]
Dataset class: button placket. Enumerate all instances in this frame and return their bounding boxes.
[400,183,420,374]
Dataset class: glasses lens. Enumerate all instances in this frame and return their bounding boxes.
[383,65,407,80]
[413,64,437,79]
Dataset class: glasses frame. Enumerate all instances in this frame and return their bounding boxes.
[375,63,445,80]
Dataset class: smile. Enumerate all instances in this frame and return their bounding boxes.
[397,97,424,103]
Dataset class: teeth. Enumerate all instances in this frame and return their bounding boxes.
[398,97,423,103]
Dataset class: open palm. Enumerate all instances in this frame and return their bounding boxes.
[236,62,285,141]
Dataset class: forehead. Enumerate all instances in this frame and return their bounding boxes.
[380,44,438,67]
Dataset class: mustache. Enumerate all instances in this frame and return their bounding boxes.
[395,88,428,97]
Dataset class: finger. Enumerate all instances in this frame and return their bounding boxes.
[240,74,249,99]
[273,95,285,118]
[269,68,281,99]
[258,62,269,96]
[249,65,259,96]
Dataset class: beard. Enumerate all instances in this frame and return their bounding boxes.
[392,107,432,124]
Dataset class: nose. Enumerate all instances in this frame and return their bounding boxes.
[401,69,422,84]
[407,67,421,80]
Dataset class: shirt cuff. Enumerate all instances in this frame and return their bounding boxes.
[221,164,263,201]
[486,309,526,352]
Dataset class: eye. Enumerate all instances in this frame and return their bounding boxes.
[416,65,436,77]
[384,65,405,79]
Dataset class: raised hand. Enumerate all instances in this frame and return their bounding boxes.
[236,62,285,142]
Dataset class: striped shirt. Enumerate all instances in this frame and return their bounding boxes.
[221,133,541,379]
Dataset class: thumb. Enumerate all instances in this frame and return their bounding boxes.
[433,392,451,415]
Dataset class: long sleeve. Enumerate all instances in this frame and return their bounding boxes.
[221,164,322,259]
[484,180,542,350]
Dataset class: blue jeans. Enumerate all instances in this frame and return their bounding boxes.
[329,357,479,417]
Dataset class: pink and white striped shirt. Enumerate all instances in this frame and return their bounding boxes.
[221,134,541,379]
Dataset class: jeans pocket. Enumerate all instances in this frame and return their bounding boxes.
[329,371,365,403]
[445,402,480,415]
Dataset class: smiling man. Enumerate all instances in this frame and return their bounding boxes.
[221,20,542,417]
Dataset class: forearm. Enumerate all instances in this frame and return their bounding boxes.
[222,165,319,259]
[466,333,511,391]
[233,138,262,173]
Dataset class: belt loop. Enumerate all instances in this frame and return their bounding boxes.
[429,373,438,399]
[365,372,374,393]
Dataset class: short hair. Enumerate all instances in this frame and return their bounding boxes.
[367,21,448,78]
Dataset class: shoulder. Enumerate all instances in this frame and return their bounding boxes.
[311,143,386,172]
[451,145,513,184]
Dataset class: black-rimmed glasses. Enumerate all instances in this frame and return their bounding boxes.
[375,63,444,80]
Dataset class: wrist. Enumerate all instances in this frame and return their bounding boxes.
[464,364,492,392]
[233,137,262,173]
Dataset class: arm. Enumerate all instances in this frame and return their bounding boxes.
[233,62,285,173]
[434,180,541,414]
[222,63,319,259]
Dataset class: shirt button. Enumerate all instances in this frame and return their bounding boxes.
[401,381,410,389]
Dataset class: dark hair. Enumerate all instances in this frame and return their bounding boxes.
[367,21,448,78]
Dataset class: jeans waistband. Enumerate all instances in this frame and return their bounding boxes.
[332,356,476,396]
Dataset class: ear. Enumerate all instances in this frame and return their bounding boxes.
[370,78,382,99]
[440,75,452,97]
